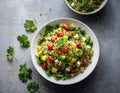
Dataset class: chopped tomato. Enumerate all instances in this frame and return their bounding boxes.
[48,44,54,51]
[56,66,62,71]
[84,51,89,56]
[82,59,88,67]
[70,31,76,36]
[56,48,62,54]
[62,24,69,31]
[76,40,81,48]
[57,31,64,37]
[48,56,54,63]
[51,37,56,43]
[42,62,48,70]
[70,68,76,73]
[62,45,70,53]
[94,0,100,4]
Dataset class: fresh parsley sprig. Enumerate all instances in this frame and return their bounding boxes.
[18,63,32,83]
[24,20,37,33]
[17,34,30,48]
[6,46,15,61]
[27,81,40,93]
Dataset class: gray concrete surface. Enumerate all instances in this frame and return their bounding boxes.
[0,0,120,93]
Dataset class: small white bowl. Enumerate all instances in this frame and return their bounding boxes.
[64,0,108,15]
[31,18,100,85]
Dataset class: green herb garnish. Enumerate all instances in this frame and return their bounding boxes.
[35,55,42,65]
[40,14,42,16]
[24,20,37,33]
[40,24,59,37]
[49,8,52,11]
[18,63,32,83]
[17,34,30,48]
[6,46,15,61]
[27,81,39,93]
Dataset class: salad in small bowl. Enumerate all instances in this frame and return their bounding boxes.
[64,0,108,15]
[31,18,99,85]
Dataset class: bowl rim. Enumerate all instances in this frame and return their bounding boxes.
[64,0,108,15]
[31,18,100,85]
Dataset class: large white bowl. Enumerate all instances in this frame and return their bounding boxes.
[31,18,100,85]
[64,0,108,15]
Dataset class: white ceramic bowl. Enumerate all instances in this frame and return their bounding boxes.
[64,0,108,15]
[31,18,100,85]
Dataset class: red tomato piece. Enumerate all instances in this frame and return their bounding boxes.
[62,45,70,53]
[56,66,62,71]
[48,56,54,63]
[57,31,64,37]
[94,0,100,4]
[62,24,69,31]
[56,48,62,54]
[70,31,76,36]
[51,37,56,43]
[82,59,88,67]
[83,51,89,56]
[42,62,48,70]
[70,68,76,73]
[48,44,54,51]
[76,40,81,48]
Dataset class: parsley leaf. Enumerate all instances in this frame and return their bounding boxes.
[6,55,13,61]
[40,23,59,37]
[7,46,14,55]
[27,81,39,93]
[17,34,30,48]
[18,63,32,83]
[56,38,65,49]
[6,46,15,61]
[35,55,42,65]
[24,20,37,33]
[40,25,53,37]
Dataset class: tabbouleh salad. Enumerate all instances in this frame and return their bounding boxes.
[36,23,94,80]
[67,0,104,13]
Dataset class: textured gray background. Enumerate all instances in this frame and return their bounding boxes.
[0,0,120,93]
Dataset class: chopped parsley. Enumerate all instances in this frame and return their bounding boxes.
[27,81,39,93]
[40,13,42,16]
[18,63,32,83]
[17,34,30,48]
[35,55,42,65]
[49,8,52,11]
[6,46,15,61]
[40,24,59,37]
[24,20,37,33]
